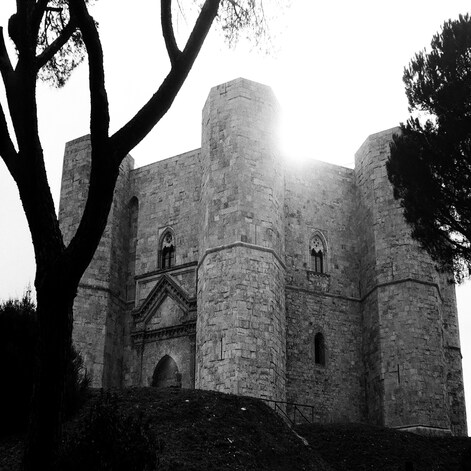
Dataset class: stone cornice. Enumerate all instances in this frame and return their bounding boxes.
[286,277,444,303]
[198,241,286,270]
[361,277,443,303]
[132,321,196,344]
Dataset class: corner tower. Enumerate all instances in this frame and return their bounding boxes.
[355,128,467,435]
[58,136,133,388]
[196,78,286,400]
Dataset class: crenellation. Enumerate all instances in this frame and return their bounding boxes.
[59,78,467,435]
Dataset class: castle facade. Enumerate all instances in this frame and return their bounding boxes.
[59,78,467,435]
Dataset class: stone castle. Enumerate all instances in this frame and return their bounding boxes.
[59,78,467,435]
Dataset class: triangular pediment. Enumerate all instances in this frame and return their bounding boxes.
[145,296,185,331]
[132,274,196,327]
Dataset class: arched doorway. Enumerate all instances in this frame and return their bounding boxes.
[151,355,182,388]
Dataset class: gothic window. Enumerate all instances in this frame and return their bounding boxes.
[160,230,175,269]
[314,332,325,366]
[310,235,325,273]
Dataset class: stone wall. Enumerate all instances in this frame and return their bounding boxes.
[59,136,93,247]
[129,149,201,278]
[284,159,364,422]
[439,273,467,435]
[122,149,202,387]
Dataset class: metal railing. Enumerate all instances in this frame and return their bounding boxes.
[259,397,318,427]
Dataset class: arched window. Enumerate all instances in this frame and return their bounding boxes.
[160,230,175,269]
[310,235,325,273]
[314,332,325,366]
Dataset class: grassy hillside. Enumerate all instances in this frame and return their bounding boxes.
[0,388,331,471]
[1,388,470,470]
[298,423,471,471]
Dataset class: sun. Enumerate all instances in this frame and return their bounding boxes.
[278,109,316,165]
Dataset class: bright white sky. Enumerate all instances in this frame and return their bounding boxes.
[0,0,470,429]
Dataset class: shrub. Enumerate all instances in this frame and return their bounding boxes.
[54,391,157,471]
[0,291,89,436]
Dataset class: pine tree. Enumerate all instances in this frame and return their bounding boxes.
[387,14,471,281]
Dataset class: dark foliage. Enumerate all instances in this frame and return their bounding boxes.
[0,293,89,436]
[54,391,156,471]
[387,14,471,282]
[0,293,38,434]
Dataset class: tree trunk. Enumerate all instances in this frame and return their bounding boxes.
[22,275,75,471]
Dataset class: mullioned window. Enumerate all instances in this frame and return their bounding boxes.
[310,234,326,273]
[159,230,175,269]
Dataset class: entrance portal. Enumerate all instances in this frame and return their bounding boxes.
[151,355,182,388]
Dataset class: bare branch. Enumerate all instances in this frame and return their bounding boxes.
[110,0,220,158]
[227,0,245,23]
[161,0,181,66]
[69,0,110,146]
[35,19,77,71]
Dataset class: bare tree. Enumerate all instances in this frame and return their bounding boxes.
[0,1,276,468]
